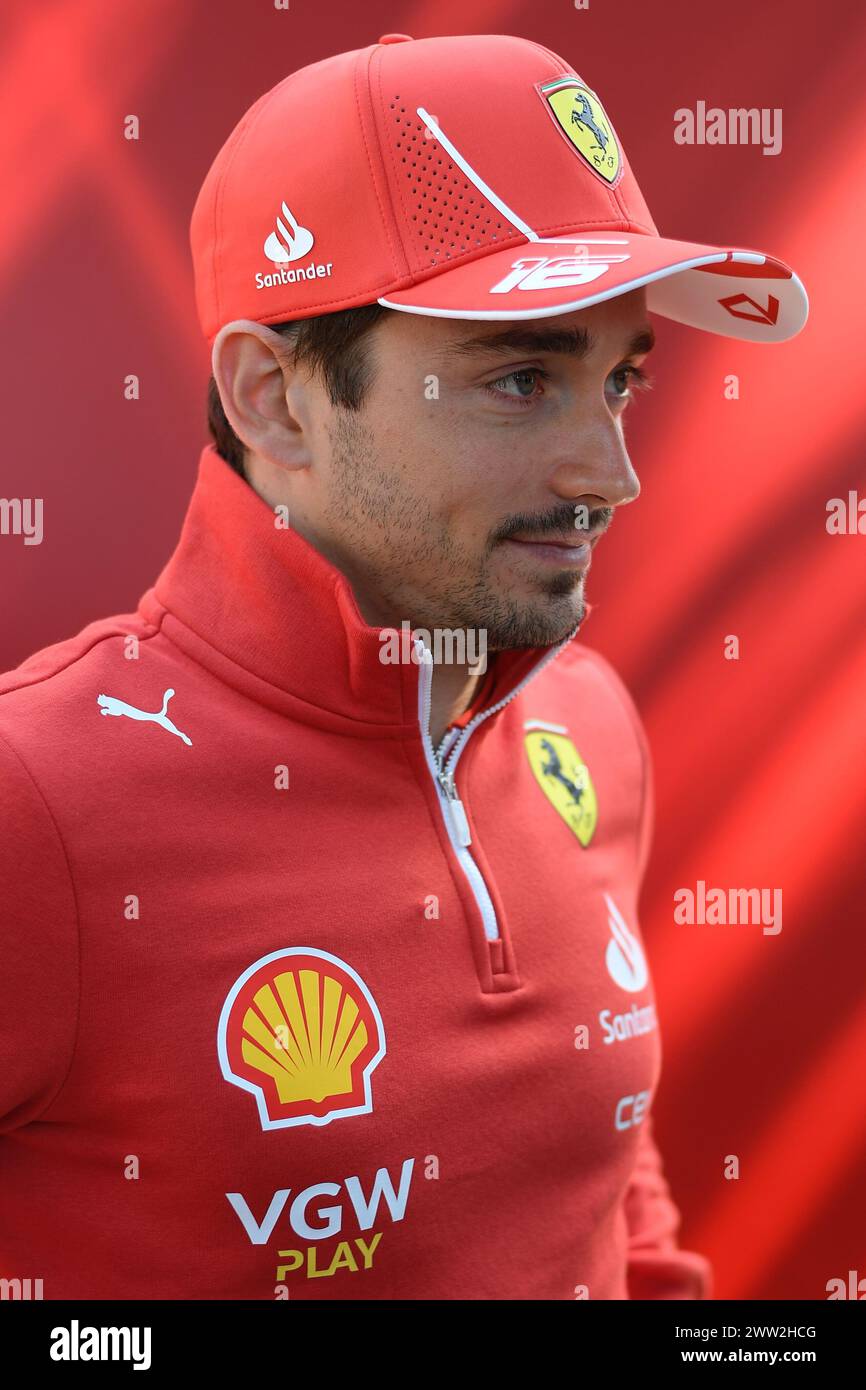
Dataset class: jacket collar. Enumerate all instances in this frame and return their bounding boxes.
[140,444,589,736]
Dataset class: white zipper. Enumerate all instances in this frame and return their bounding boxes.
[415,626,579,943]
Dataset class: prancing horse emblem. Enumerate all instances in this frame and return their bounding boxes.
[524,725,598,846]
[537,77,621,185]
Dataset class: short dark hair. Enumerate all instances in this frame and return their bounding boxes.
[206,303,395,479]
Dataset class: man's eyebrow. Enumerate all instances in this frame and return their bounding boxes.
[435,322,656,362]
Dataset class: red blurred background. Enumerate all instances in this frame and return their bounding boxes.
[2,0,864,1299]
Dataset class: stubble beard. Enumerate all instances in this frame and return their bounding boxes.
[324,409,587,651]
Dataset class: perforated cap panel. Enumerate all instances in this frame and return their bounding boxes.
[389,98,515,267]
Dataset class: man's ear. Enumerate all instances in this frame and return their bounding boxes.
[210,320,309,469]
[211,319,288,383]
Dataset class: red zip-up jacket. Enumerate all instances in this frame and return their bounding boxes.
[0,444,712,1300]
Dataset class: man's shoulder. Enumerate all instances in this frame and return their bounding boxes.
[537,638,652,766]
[551,638,643,715]
[0,609,157,700]
[0,607,161,777]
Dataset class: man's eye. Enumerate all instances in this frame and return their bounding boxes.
[483,367,550,405]
[607,363,653,402]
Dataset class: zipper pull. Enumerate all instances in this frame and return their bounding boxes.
[437,767,472,847]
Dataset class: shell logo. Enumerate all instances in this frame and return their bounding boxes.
[217,948,386,1131]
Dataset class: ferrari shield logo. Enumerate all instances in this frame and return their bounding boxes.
[538,77,621,185]
[524,728,598,847]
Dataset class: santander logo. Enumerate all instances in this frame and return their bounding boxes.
[263,201,315,264]
[603,892,648,992]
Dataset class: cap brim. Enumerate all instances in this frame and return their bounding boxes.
[378,232,808,344]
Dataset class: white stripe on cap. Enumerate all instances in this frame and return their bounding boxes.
[416,105,540,242]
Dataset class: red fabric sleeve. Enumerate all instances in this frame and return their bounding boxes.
[624,1113,714,1299]
[0,729,79,1134]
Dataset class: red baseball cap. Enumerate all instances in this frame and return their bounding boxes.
[190,32,808,346]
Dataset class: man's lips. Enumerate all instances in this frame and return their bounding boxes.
[502,527,603,568]
[508,532,598,547]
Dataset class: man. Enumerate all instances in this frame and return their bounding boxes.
[0,33,806,1300]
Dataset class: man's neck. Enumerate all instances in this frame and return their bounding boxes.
[278,542,488,748]
[428,663,486,749]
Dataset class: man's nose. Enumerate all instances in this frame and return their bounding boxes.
[545,415,641,509]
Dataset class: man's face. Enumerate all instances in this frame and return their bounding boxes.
[311,287,652,651]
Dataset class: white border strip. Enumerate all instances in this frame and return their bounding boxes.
[379,251,730,320]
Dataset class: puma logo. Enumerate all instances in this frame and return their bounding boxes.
[97,688,192,746]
